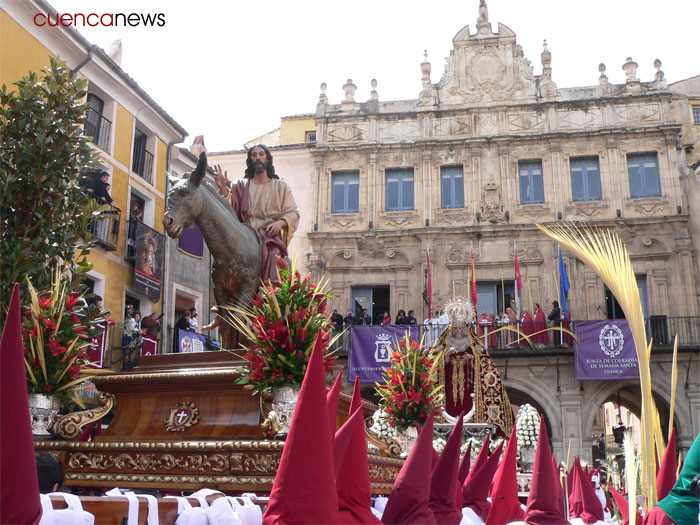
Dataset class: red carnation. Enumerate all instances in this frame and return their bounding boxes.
[276,257,288,270]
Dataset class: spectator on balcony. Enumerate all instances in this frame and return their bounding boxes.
[343,309,355,329]
[394,309,407,325]
[520,307,534,348]
[406,310,418,325]
[505,306,517,347]
[188,307,199,332]
[141,312,162,339]
[381,311,391,326]
[355,308,371,326]
[331,309,344,331]
[88,295,103,317]
[127,202,143,257]
[548,300,562,346]
[92,172,119,209]
[533,303,548,347]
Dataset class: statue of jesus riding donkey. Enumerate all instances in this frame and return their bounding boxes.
[162,146,299,349]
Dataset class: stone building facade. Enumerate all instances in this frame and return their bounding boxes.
[307,7,699,326]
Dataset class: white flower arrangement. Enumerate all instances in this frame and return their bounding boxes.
[369,409,398,440]
[433,437,446,454]
[515,403,540,451]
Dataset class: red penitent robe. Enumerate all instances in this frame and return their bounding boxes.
[534,309,549,344]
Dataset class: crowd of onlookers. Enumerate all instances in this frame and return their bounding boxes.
[330,300,572,350]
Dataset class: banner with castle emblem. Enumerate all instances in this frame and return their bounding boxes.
[348,325,419,383]
[574,320,640,380]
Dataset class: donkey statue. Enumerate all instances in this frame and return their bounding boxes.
[163,152,261,349]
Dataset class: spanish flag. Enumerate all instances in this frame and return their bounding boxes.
[514,241,522,312]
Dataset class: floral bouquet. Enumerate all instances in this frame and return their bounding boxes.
[375,332,444,433]
[226,257,338,395]
[22,270,110,407]
[516,403,540,450]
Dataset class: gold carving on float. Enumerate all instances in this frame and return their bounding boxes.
[56,392,115,439]
[368,463,401,482]
[259,392,279,439]
[68,452,233,473]
[64,472,275,486]
[93,369,244,384]
[36,440,285,452]
[164,401,200,432]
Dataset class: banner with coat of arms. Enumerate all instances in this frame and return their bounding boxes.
[574,320,640,380]
[348,325,419,383]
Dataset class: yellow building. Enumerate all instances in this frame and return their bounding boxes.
[1,1,187,341]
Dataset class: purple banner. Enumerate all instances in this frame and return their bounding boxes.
[348,325,419,383]
[574,320,640,380]
[178,224,204,258]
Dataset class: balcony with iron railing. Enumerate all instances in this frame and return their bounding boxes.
[132,143,154,184]
[85,108,112,153]
[88,206,121,251]
[331,317,700,357]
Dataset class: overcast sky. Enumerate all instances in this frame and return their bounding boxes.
[48,0,700,152]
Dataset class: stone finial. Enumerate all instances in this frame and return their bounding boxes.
[342,79,357,103]
[540,40,552,79]
[421,50,432,86]
[622,57,639,83]
[319,82,328,104]
[654,58,665,81]
[541,40,552,67]
[598,63,608,85]
[370,78,378,101]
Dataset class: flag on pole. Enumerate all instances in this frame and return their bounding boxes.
[514,241,523,312]
[558,246,570,317]
[471,246,477,312]
[426,247,432,318]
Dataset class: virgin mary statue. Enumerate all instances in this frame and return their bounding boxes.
[433,297,513,437]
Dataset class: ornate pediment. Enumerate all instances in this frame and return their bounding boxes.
[434,8,536,107]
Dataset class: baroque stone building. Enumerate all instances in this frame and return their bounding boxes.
[307,5,699,326]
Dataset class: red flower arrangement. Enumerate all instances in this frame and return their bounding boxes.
[375,332,444,432]
[226,257,338,394]
[22,270,110,407]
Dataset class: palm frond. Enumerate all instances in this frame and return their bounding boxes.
[536,222,658,507]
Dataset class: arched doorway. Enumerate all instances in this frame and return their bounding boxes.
[506,387,553,447]
[590,385,678,482]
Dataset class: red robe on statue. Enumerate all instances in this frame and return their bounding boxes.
[533,308,548,345]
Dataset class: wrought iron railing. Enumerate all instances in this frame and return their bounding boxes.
[132,144,154,183]
[88,206,120,251]
[85,108,112,153]
[333,317,700,356]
